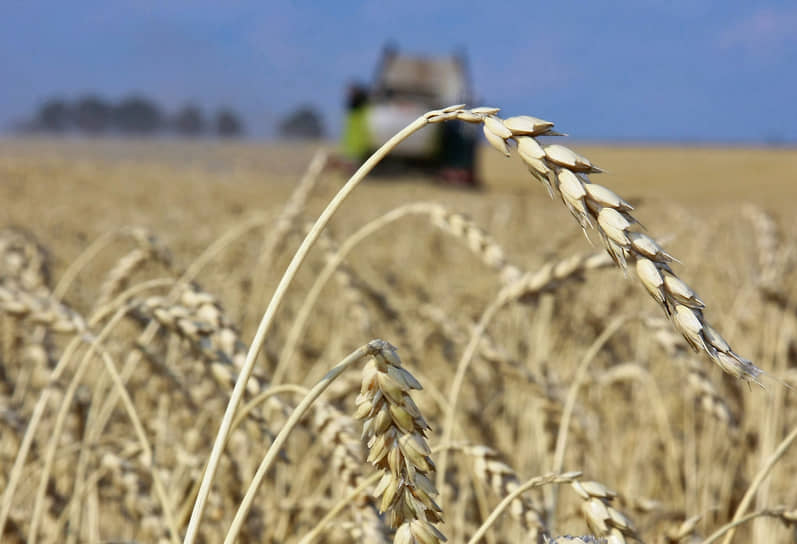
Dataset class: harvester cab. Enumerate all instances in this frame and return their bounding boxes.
[341,45,480,187]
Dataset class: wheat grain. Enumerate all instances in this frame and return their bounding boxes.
[570,480,637,544]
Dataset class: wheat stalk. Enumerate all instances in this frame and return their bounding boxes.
[247,149,328,326]
[464,444,548,542]
[314,225,374,334]
[273,201,523,384]
[467,471,582,544]
[184,117,435,540]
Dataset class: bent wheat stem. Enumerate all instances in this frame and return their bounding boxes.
[223,341,381,544]
[548,316,631,528]
[184,112,432,543]
[467,472,582,544]
[720,425,797,544]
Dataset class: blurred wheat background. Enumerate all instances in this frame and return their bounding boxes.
[1,136,796,542]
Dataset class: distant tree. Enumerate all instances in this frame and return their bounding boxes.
[74,95,112,133]
[35,98,72,132]
[174,104,204,136]
[215,109,244,138]
[113,96,164,133]
[278,105,325,140]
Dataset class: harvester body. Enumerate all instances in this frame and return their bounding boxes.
[342,46,479,185]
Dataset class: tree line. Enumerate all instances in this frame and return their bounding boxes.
[19,95,244,137]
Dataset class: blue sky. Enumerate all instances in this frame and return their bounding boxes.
[1,1,796,142]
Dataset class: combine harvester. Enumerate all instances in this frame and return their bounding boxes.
[340,46,480,187]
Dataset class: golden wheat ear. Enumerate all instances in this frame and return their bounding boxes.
[439,105,762,384]
[356,341,446,543]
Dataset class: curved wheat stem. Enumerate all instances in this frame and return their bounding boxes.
[467,471,582,544]
[314,226,375,335]
[273,200,536,384]
[465,445,548,542]
[247,149,328,326]
[704,506,797,544]
[184,113,433,543]
[223,340,388,543]
[719,425,797,544]
[547,317,631,528]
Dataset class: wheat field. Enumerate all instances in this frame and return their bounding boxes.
[1,110,797,543]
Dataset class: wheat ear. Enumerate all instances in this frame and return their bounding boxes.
[452,106,760,383]
[0,227,51,294]
[0,278,174,537]
[571,480,638,544]
[742,205,782,294]
[355,341,446,544]
[0,284,86,334]
[95,241,172,310]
